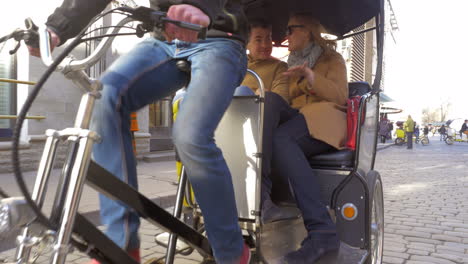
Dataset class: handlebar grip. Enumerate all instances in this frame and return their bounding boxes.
[24,18,39,48]
[163,19,207,40]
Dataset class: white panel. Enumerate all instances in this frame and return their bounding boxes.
[214,97,261,220]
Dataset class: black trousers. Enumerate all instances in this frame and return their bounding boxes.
[262,92,335,233]
[406,132,413,149]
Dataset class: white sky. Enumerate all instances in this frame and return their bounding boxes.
[1,0,467,124]
[385,0,468,123]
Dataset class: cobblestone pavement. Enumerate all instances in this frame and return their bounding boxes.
[1,136,467,264]
[377,136,468,264]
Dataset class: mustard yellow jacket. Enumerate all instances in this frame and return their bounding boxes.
[289,49,348,149]
[241,55,289,102]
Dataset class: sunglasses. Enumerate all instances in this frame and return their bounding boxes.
[286,25,305,35]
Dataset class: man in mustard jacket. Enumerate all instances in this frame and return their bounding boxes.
[239,20,289,102]
[404,115,415,149]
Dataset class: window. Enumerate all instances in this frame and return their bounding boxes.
[0,42,17,141]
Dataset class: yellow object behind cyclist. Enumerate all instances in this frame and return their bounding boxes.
[395,128,405,139]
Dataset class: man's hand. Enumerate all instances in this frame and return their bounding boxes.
[165,4,210,43]
[27,29,60,57]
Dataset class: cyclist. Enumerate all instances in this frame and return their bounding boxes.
[29,0,251,263]
[460,120,468,140]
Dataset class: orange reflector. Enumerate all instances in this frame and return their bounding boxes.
[342,203,358,221]
[343,207,355,219]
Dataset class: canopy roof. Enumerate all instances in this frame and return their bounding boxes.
[243,0,382,43]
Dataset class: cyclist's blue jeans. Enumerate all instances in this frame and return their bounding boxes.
[90,37,247,263]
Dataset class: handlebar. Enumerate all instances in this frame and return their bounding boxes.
[1,6,207,71]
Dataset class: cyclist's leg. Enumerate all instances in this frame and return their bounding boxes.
[172,39,247,263]
[91,38,187,251]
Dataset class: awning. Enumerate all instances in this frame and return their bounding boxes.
[243,0,382,43]
[379,92,394,103]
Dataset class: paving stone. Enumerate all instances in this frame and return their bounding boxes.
[432,234,463,243]
[419,219,443,225]
[382,256,405,264]
[386,224,412,230]
[453,228,468,234]
[441,222,468,229]
[430,253,465,263]
[407,243,435,252]
[384,251,409,259]
[384,244,407,253]
[413,227,444,234]
[425,224,453,231]
[402,221,425,227]
[394,230,432,238]
[407,249,429,256]
[405,237,444,245]
[443,242,468,250]
[436,245,465,253]
[444,231,468,238]
[410,255,456,264]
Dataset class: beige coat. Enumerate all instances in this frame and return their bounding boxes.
[241,55,289,102]
[290,49,348,149]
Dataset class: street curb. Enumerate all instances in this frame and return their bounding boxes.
[140,150,175,163]
[377,143,395,151]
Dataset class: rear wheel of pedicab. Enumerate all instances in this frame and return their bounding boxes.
[394,138,404,146]
[366,174,384,264]
[445,136,454,145]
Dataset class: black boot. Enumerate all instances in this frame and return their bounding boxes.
[261,198,301,224]
[282,232,340,264]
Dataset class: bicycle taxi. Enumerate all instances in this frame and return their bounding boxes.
[445,119,468,145]
[0,0,385,263]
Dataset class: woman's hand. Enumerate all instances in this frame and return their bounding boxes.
[283,62,315,86]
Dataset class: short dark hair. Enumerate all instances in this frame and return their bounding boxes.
[247,19,272,38]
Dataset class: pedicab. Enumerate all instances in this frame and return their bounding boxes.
[0,0,384,264]
[394,122,405,145]
[445,119,468,145]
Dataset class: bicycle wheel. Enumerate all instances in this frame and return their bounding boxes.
[445,136,454,145]
[421,137,429,146]
[395,138,404,146]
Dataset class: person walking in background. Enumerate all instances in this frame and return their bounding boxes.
[387,121,394,141]
[423,125,429,137]
[439,124,447,141]
[378,114,389,143]
[404,115,415,149]
[414,123,420,143]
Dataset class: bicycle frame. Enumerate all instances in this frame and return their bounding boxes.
[5,16,213,264]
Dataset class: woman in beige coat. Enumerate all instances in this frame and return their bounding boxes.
[261,14,348,263]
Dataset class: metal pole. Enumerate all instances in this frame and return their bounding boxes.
[165,166,188,264]
[0,78,36,85]
[15,131,60,263]
[50,133,97,264]
[0,115,46,120]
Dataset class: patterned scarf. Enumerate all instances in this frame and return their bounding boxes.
[287,42,323,68]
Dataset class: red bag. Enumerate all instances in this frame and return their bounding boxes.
[346,96,361,150]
